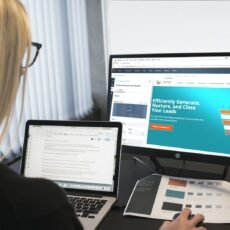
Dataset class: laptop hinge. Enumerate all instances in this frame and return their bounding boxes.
[67,192,103,198]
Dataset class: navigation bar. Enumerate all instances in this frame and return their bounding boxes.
[112,68,230,74]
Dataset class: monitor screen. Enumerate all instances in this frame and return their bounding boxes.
[108,53,230,164]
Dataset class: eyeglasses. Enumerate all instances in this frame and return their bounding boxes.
[21,42,42,68]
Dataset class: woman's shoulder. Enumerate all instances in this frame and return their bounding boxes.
[0,163,69,215]
[0,164,83,229]
[1,163,61,189]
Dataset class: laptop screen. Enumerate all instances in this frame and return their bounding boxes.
[22,123,121,193]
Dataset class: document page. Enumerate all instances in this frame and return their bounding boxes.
[24,125,118,192]
[124,174,230,223]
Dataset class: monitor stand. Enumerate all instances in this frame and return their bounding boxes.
[134,155,229,180]
[149,156,165,174]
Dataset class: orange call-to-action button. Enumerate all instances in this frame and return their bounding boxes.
[223,120,230,125]
[220,110,230,114]
[150,123,174,131]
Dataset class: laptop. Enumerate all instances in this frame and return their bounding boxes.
[20,120,122,230]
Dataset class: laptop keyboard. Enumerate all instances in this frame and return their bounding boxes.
[68,196,107,218]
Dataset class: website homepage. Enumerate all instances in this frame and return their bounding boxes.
[110,56,230,158]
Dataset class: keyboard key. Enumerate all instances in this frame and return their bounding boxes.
[68,196,106,216]
[82,213,89,218]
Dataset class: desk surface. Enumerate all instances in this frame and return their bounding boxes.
[99,153,230,230]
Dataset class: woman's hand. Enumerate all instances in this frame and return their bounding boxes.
[159,208,206,230]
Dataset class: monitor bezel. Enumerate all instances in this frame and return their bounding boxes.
[107,52,230,165]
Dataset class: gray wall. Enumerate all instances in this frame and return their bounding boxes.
[103,0,230,54]
[86,0,107,119]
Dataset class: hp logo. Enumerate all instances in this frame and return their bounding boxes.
[175,153,181,159]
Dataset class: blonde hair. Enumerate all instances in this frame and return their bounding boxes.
[0,0,31,145]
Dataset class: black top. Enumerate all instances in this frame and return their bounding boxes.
[0,163,83,230]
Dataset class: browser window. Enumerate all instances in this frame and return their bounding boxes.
[109,56,230,157]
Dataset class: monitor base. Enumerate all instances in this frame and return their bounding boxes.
[150,157,229,180]
[132,155,229,180]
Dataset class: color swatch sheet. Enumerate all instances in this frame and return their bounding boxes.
[124,174,230,223]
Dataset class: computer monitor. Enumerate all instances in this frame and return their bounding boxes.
[108,53,230,165]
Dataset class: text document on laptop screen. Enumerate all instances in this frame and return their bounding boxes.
[24,125,118,192]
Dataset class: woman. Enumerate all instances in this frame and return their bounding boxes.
[0,0,83,229]
[0,0,206,229]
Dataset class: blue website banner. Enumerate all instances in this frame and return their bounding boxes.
[147,86,230,155]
